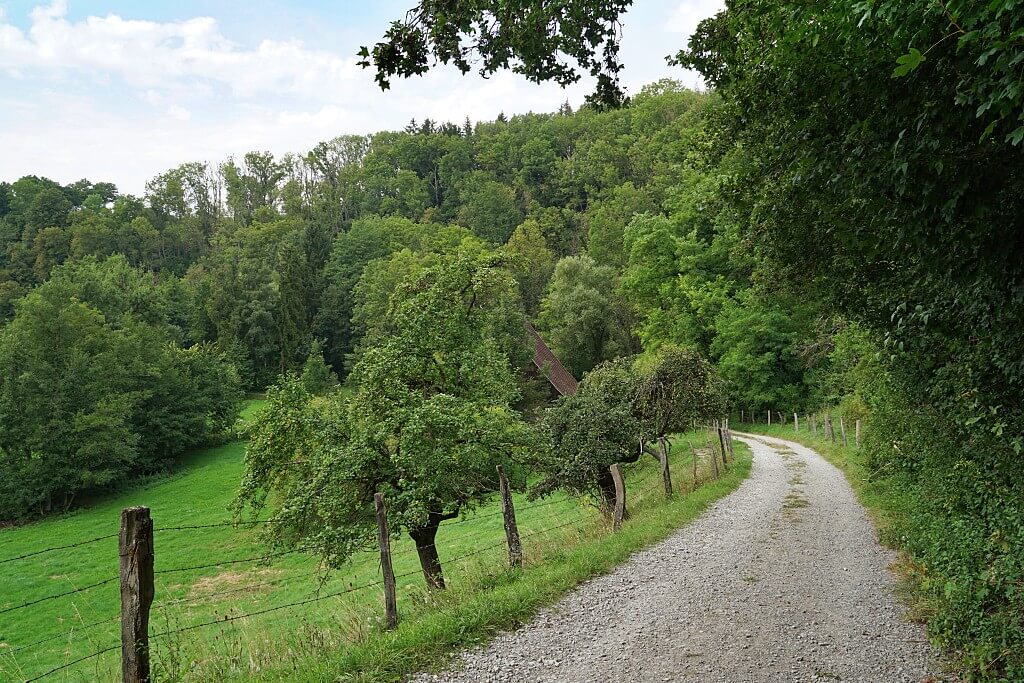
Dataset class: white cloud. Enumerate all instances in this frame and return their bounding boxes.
[666,1,724,39]
[0,2,716,195]
[0,1,359,99]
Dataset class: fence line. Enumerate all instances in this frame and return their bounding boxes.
[0,532,118,565]
[154,549,298,576]
[5,426,735,681]
[23,644,121,683]
[4,612,120,656]
[0,575,119,615]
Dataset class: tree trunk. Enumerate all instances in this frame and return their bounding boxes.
[596,467,627,520]
[409,515,446,590]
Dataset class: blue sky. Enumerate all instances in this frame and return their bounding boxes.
[0,1,723,195]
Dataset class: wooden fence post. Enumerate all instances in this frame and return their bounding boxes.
[657,437,674,496]
[740,408,744,423]
[767,410,771,426]
[794,413,799,432]
[706,434,720,479]
[716,421,728,465]
[496,465,523,569]
[120,506,154,683]
[688,441,699,492]
[610,464,625,531]
[855,419,861,448]
[812,413,817,436]
[840,417,848,447]
[374,493,398,630]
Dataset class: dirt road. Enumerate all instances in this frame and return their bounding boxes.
[410,433,938,682]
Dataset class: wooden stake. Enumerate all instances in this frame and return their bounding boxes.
[688,441,699,492]
[610,464,625,531]
[657,437,673,496]
[120,506,154,683]
[496,465,522,569]
[767,410,771,426]
[855,419,861,448]
[812,414,818,436]
[374,493,398,630]
[716,421,728,465]
[706,434,720,479]
[840,417,848,447]
[794,413,799,432]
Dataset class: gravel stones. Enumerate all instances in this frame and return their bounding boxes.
[408,434,938,683]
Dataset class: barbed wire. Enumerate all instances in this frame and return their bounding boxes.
[0,575,119,616]
[154,519,279,532]
[3,612,120,656]
[154,549,298,576]
[22,643,120,682]
[0,533,118,565]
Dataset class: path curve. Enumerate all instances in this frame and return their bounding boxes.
[410,433,937,682]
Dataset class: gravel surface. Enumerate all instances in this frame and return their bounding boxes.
[409,433,939,683]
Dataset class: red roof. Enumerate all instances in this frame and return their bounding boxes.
[527,323,578,396]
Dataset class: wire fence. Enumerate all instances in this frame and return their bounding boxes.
[0,436,732,682]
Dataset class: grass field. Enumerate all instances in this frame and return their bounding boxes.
[0,408,750,683]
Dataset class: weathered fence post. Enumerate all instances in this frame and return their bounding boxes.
[716,421,728,465]
[826,414,835,442]
[812,413,818,436]
[120,506,154,683]
[374,493,398,630]
[855,419,861,448]
[767,410,771,426]
[688,441,699,492]
[610,464,625,531]
[740,408,745,423]
[496,465,523,569]
[794,413,799,432]
[840,417,848,447]
[657,437,674,496]
[706,434,720,479]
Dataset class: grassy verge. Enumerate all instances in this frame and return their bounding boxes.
[0,428,750,682]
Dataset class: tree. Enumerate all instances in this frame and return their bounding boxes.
[237,254,536,589]
[635,346,725,467]
[502,219,555,316]
[359,0,633,108]
[585,182,655,267]
[299,339,340,395]
[533,358,642,512]
[538,254,634,377]
[456,172,521,244]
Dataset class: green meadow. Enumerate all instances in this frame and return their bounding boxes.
[1,406,749,682]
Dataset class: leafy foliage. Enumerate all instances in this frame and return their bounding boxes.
[0,257,241,520]
[237,255,537,587]
[358,0,633,108]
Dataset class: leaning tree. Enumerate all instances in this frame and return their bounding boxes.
[532,357,643,516]
[235,253,536,590]
[635,346,727,494]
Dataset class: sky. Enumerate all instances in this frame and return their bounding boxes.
[0,1,724,195]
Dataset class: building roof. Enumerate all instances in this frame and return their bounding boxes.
[527,323,578,396]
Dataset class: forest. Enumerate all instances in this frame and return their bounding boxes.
[2,0,1022,678]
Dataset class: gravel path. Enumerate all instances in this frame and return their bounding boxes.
[410,433,938,683]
